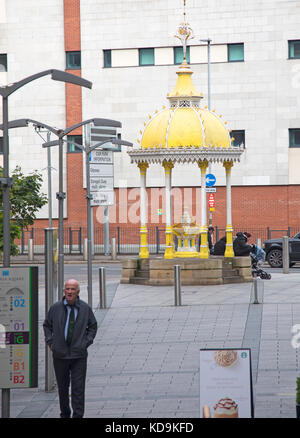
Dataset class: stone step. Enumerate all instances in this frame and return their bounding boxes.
[223,276,245,284]
[130,277,150,285]
[222,269,239,278]
[134,269,150,279]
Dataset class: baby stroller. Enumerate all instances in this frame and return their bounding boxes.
[250,246,271,280]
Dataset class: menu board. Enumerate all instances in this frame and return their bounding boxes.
[0,267,38,389]
[199,349,253,418]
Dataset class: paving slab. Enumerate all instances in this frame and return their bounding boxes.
[2,266,300,419]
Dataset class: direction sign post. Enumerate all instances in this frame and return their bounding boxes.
[206,173,216,225]
[0,267,38,418]
[82,123,132,306]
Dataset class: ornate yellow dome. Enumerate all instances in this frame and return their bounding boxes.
[139,60,232,150]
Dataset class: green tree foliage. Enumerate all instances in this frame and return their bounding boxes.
[0,166,47,255]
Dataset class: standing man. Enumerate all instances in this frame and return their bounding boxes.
[43,278,98,418]
[207,226,214,254]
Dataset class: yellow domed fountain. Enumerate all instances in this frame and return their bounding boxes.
[128,1,244,261]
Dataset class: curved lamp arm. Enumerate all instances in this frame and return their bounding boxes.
[0,69,92,98]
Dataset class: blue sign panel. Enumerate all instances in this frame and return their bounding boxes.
[205,173,216,187]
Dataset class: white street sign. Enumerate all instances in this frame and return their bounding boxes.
[91,191,115,206]
[90,176,114,192]
[90,163,114,177]
[89,149,113,164]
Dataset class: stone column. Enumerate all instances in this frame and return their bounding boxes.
[223,160,234,258]
[198,160,209,258]
[163,161,174,259]
[138,162,149,259]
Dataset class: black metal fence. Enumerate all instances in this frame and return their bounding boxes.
[17,225,300,256]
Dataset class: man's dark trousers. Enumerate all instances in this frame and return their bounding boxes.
[53,357,87,418]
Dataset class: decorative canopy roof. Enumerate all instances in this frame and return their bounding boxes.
[128,1,244,165]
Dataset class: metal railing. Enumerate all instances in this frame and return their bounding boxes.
[16,225,300,256]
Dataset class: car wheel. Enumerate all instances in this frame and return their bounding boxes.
[267,248,282,268]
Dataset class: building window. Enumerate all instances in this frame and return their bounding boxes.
[174,46,190,64]
[139,48,154,66]
[66,51,81,69]
[0,54,7,72]
[289,129,300,147]
[230,130,245,147]
[67,135,82,153]
[228,43,244,62]
[103,50,111,68]
[288,40,300,59]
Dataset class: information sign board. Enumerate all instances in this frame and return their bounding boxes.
[199,348,253,418]
[91,191,115,206]
[90,163,114,178]
[90,176,114,192]
[0,267,38,389]
[89,149,113,164]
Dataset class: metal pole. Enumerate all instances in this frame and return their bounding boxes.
[174,265,182,306]
[104,206,110,255]
[84,124,93,307]
[1,389,10,418]
[2,96,10,267]
[47,131,53,228]
[57,136,65,299]
[253,275,259,304]
[1,94,10,419]
[28,238,34,261]
[111,237,116,260]
[83,238,88,261]
[99,267,106,309]
[45,228,56,392]
[282,235,289,274]
[207,39,213,227]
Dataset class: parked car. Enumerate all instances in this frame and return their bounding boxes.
[262,232,300,267]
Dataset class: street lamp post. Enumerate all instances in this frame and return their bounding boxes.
[42,118,128,303]
[200,39,213,226]
[0,70,92,419]
[0,69,92,269]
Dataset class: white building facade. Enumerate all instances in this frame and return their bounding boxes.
[0,0,299,232]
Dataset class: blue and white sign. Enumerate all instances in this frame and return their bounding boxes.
[206,173,216,187]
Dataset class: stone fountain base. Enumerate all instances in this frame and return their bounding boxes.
[121,256,252,286]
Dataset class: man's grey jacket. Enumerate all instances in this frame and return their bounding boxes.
[43,297,98,360]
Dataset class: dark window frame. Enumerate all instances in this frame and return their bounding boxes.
[289,128,300,147]
[0,54,7,72]
[139,48,155,66]
[288,40,300,59]
[230,130,245,148]
[227,43,244,62]
[66,51,81,70]
[174,46,190,65]
[67,135,82,153]
[103,49,112,68]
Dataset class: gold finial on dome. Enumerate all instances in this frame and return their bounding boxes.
[168,1,202,103]
[174,0,194,61]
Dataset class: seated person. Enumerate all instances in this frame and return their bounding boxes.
[213,236,226,255]
[233,232,255,256]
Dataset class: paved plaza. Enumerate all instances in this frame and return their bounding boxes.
[2,259,300,419]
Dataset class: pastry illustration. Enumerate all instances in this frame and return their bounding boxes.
[213,397,239,418]
[214,350,238,367]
